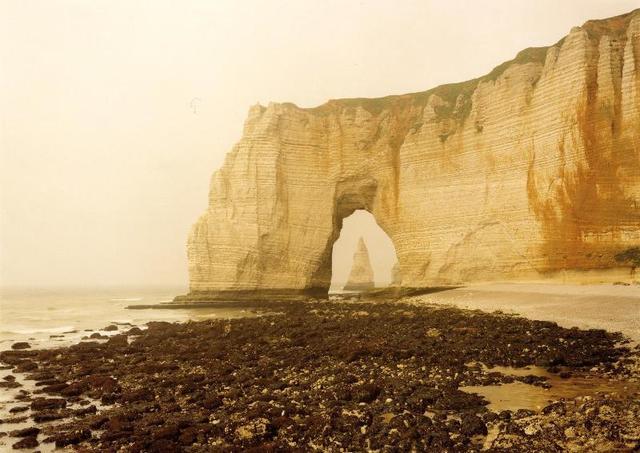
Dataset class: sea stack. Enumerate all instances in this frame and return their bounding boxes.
[344,238,375,291]
[391,262,402,287]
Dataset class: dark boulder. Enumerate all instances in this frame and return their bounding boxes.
[52,428,92,448]
[460,414,487,436]
[9,427,40,437]
[30,397,67,411]
[106,335,128,348]
[11,342,31,350]
[12,436,38,449]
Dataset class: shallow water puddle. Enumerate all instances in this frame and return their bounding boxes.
[460,364,638,412]
[0,352,113,452]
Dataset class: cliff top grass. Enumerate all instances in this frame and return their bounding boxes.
[296,44,550,120]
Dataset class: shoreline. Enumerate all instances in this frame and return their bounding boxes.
[0,286,255,350]
[406,282,640,344]
[1,297,638,451]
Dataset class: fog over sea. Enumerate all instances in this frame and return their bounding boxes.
[0,287,253,348]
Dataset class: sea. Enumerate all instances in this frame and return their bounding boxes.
[0,286,255,349]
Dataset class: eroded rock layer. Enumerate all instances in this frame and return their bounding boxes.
[185,10,640,297]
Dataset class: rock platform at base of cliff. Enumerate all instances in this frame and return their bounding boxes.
[1,297,638,451]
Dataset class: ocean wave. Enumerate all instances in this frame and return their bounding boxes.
[1,325,75,335]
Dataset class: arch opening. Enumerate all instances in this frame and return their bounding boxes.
[329,210,399,293]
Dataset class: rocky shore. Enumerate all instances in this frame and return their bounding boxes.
[1,298,638,451]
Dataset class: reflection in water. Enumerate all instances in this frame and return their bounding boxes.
[461,364,639,412]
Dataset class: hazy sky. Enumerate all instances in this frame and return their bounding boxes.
[1,0,638,288]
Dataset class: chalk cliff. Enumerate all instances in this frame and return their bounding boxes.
[343,238,375,291]
[183,10,640,299]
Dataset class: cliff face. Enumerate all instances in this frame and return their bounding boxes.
[186,10,640,295]
[343,238,375,291]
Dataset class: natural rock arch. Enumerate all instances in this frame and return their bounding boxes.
[330,210,399,291]
[309,180,401,293]
[180,11,640,301]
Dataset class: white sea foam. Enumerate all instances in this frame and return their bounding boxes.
[0,287,244,348]
[2,325,75,335]
[110,319,134,324]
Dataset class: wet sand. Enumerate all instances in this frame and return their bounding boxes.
[410,283,640,343]
[1,297,638,451]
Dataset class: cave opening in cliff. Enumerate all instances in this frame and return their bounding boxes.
[329,210,399,293]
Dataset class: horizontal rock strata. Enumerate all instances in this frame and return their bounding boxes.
[185,10,640,299]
